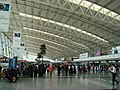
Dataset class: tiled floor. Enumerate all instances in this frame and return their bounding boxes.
[0,72,120,90]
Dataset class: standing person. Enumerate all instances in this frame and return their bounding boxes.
[19,64,24,76]
[64,65,68,76]
[48,65,54,77]
[29,65,33,77]
[61,65,65,76]
[33,64,37,77]
[110,64,119,85]
[57,65,61,76]
[0,65,2,73]
[69,65,73,75]
[46,64,50,75]
[87,65,91,73]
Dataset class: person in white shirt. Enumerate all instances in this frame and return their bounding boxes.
[110,64,119,85]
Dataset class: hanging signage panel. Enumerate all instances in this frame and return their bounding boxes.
[0,0,11,32]
[13,31,21,57]
[79,53,88,59]
[20,42,27,56]
[13,31,21,48]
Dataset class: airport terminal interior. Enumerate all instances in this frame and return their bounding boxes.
[0,0,120,90]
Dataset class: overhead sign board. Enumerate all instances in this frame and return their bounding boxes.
[79,53,88,59]
[0,0,11,32]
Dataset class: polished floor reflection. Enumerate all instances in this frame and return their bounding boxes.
[0,72,120,90]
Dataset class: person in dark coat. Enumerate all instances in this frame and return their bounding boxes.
[29,65,33,77]
[57,65,61,76]
[69,65,73,75]
[65,65,68,76]
[33,64,38,77]
[0,65,2,73]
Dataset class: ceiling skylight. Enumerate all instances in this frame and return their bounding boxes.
[27,44,64,54]
[28,47,62,57]
[67,0,120,20]
[26,41,70,52]
[25,35,78,53]
[23,27,89,49]
[19,12,108,42]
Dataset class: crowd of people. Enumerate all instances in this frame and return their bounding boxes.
[0,63,119,85]
[0,64,92,80]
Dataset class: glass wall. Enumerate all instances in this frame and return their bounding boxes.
[0,33,23,60]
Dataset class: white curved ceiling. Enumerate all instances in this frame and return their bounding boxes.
[6,0,120,59]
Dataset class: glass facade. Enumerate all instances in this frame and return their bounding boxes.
[0,33,23,60]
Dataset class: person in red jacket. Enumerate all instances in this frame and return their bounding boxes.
[48,65,54,77]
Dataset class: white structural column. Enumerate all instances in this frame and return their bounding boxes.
[0,33,3,57]
[5,36,9,57]
[1,33,6,57]
[9,41,13,58]
[8,39,11,58]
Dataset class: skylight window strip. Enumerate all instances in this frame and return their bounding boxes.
[25,35,78,53]
[27,43,65,53]
[26,41,62,51]
[28,46,56,53]
[25,35,69,48]
[49,20,55,24]
[23,27,89,48]
[113,15,118,19]
[27,14,33,18]
[34,16,40,19]
[41,18,48,22]
[66,0,120,21]
[92,4,101,11]
[56,22,62,26]
[19,12,108,42]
